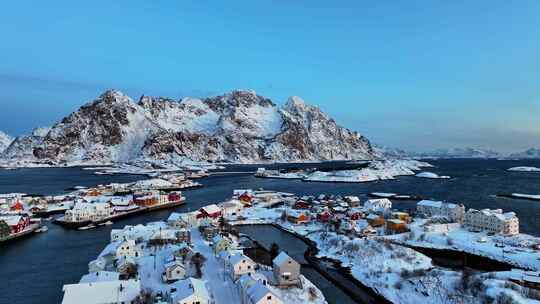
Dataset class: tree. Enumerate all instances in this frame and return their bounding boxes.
[191,252,207,278]
[218,216,226,231]
[269,243,280,260]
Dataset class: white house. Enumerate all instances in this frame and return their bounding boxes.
[79,271,120,283]
[416,200,465,223]
[363,198,392,213]
[464,208,519,235]
[272,252,301,287]
[168,212,199,228]
[64,202,112,222]
[238,273,283,304]
[163,260,187,283]
[171,278,210,304]
[61,279,141,304]
[228,253,257,280]
[221,200,244,219]
[116,240,143,259]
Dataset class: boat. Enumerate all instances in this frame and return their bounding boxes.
[99,221,113,226]
[78,224,97,231]
[35,226,48,233]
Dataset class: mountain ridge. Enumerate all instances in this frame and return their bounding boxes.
[1,89,375,165]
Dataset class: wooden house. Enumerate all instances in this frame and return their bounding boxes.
[386,219,408,234]
[272,252,301,287]
[366,214,385,227]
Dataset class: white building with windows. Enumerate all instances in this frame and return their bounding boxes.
[363,198,392,213]
[61,279,141,304]
[416,200,466,223]
[228,253,257,280]
[116,239,143,259]
[64,202,112,222]
[464,208,519,235]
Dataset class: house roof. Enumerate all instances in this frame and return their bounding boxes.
[201,204,221,214]
[61,280,141,304]
[79,271,120,284]
[0,215,23,226]
[272,252,295,267]
[229,253,254,266]
[247,282,278,303]
[171,278,210,302]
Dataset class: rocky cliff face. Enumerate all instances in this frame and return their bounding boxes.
[1,89,375,164]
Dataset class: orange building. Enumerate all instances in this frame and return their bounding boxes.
[386,219,408,234]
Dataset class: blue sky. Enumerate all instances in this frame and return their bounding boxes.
[0,1,539,152]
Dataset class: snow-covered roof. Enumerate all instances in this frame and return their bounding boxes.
[0,215,23,226]
[229,253,254,266]
[201,204,221,214]
[273,251,295,267]
[247,281,278,303]
[171,278,209,303]
[61,279,141,304]
[167,212,182,222]
[417,200,443,208]
[79,271,120,283]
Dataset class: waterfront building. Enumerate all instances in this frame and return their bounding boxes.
[0,214,30,233]
[272,252,301,287]
[198,204,222,219]
[64,202,112,222]
[221,200,245,219]
[61,279,142,304]
[416,200,465,223]
[363,198,392,213]
[464,208,519,235]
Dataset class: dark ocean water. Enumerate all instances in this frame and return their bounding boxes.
[1,159,540,304]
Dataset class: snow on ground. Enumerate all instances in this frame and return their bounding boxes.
[304,159,433,183]
[508,166,540,172]
[387,223,540,271]
[509,193,540,200]
[415,172,451,179]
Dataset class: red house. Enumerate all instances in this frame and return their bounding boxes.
[1,215,30,233]
[293,200,310,210]
[197,204,222,219]
[238,193,253,204]
[349,212,363,221]
[317,211,331,222]
[10,200,24,212]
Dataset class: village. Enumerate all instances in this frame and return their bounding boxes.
[54,187,540,304]
[0,173,203,241]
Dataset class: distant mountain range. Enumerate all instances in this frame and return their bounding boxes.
[0,89,375,165]
[375,146,540,159]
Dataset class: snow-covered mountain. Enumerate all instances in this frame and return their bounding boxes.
[415,147,501,159]
[0,131,13,153]
[374,146,502,159]
[1,89,374,165]
[508,148,540,159]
